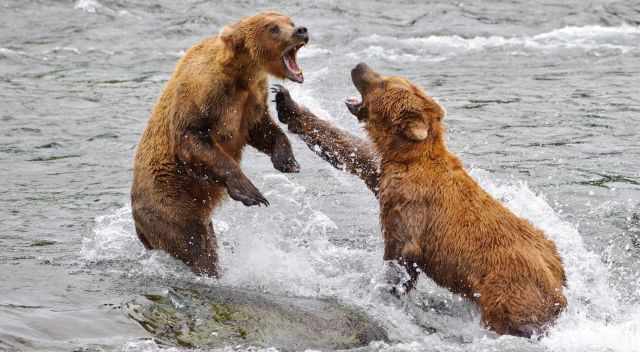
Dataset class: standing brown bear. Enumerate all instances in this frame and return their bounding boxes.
[272,63,567,337]
[131,12,309,277]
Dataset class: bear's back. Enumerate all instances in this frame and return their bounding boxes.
[132,37,227,199]
[379,156,565,296]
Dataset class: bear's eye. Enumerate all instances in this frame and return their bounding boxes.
[270,25,280,35]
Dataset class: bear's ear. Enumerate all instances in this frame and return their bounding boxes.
[396,110,429,141]
[220,24,244,50]
[403,120,429,141]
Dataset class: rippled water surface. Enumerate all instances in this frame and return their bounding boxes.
[1,0,640,351]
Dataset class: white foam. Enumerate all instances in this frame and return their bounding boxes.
[299,45,332,59]
[218,172,350,296]
[534,24,640,42]
[0,48,26,56]
[166,50,186,58]
[123,339,283,352]
[44,47,82,55]
[74,0,102,13]
[354,24,640,60]
[122,340,178,352]
[347,46,424,63]
[74,0,122,16]
[542,307,640,352]
[82,205,144,262]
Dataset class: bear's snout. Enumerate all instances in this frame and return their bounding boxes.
[351,63,380,95]
[293,26,309,43]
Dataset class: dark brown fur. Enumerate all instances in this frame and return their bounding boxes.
[132,12,306,276]
[272,64,567,337]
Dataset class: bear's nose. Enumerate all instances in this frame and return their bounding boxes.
[294,26,309,43]
[354,62,370,74]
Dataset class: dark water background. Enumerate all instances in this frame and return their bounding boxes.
[1,0,639,351]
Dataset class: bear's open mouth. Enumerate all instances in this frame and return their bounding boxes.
[345,96,364,118]
[283,43,305,83]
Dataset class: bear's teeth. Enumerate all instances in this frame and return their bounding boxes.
[283,43,304,83]
[284,52,301,74]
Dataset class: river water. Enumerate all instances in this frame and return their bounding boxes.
[1,0,639,351]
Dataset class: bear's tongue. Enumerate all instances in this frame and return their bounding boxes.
[283,46,303,83]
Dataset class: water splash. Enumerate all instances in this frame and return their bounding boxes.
[81,205,144,262]
[470,169,638,352]
[84,167,639,351]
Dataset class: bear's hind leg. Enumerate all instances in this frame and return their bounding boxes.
[382,259,420,298]
[164,219,218,277]
[134,225,153,250]
[188,221,218,277]
[401,259,420,293]
[477,278,555,337]
[132,206,159,250]
[132,205,218,277]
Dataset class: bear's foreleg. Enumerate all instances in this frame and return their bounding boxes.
[248,112,300,173]
[272,84,380,195]
[177,130,269,207]
[383,240,421,295]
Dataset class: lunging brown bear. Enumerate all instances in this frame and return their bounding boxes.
[131,12,308,277]
[272,63,567,337]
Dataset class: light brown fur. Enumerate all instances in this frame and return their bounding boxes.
[272,64,567,337]
[132,12,307,276]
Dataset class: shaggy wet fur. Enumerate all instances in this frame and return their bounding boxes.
[132,12,306,276]
[272,64,567,337]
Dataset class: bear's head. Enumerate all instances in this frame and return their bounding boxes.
[345,63,446,160]
[221,12,309,83]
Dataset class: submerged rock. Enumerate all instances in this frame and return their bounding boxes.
[125,286,388,351]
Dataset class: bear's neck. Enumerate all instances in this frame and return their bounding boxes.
[221,49,264,85]
[376,135,447,168]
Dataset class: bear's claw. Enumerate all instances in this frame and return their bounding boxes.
[272,152,300,173]
[271,84,296,124]
[225,173,269,207]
